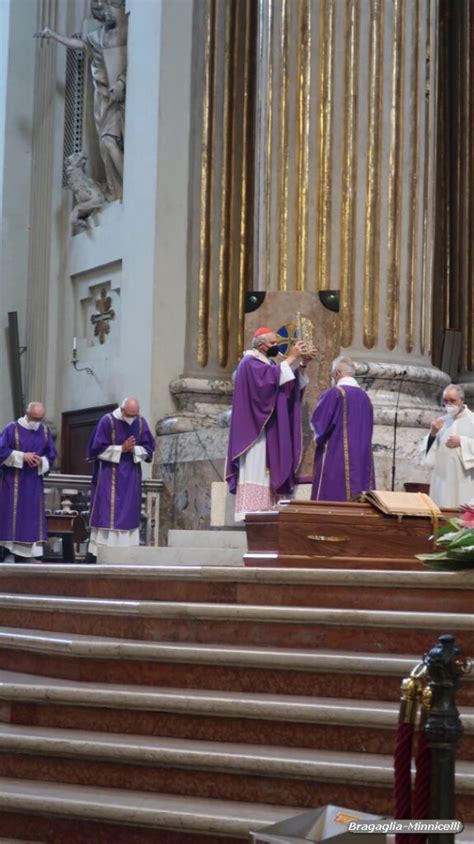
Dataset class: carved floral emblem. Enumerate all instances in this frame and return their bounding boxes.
[90,287,115,344]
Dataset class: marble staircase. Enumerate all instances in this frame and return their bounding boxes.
[0,560,472,842]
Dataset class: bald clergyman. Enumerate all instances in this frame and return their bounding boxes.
[86,398,155,562]
[0,402,57,561]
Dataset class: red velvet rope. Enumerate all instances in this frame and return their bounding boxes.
[394,722,431,844]
[394,721,415,844]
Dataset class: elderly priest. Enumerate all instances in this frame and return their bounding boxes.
[86,397,155,562]
[0,401,56,561]
[421,383,474,507]
[226,327,311,521]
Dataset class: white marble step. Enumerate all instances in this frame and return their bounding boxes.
[0,626,425,676]
[168,529,247,549]
[96,545,245,565]
[0,593,473,631]
[0,777,301,837]
[0,723,473,789]
[0,669,400,725]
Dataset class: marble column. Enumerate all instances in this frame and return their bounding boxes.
[252,0,449,489]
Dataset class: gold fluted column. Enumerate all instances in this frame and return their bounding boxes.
[185,0,256,382]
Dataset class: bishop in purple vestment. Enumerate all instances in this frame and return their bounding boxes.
[0,402,56,560]
[226,328,311,520]
[311,356,375,501]
[86,397,155,560]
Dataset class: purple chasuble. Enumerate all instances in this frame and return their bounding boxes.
[0,422,57,544]
[87,413,155,530]
[311,385,375,501]
[226,355,304,496]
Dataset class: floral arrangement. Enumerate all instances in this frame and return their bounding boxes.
[417,504,474,570]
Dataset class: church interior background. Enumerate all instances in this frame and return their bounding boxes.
[0,1,474,841]
[1,0,473,534]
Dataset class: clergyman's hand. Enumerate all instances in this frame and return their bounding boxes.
[24,452,42,467]
[446,435,461,449]
[286,340,306,365]
[34,27,53,40]
[122,436,137,453]
[430,417,444,437]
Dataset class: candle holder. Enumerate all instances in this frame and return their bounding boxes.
[71,347,95,376]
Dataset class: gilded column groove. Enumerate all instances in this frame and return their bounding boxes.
[317,0,335,292]
[197,0,215,367]
[363,0,384,349]
[278,0,290,291]
[295,0,311,291]
[340,0,360,347]
[385,0,405,350]
[238,0,253,357]
[217,2,235,368]
[405,0,420,353]
[265,1,273,291]
[420,0,431,357]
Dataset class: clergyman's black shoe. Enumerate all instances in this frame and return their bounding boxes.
[84,552,97,565]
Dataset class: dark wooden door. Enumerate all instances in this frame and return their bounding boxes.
[61,405,116,475]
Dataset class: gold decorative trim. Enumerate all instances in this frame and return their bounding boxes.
[405,0,420,353]
[197,0,215,367]
[317,0,335,292]
[385,0,405,351]
[278,0,290,292]
[340,0,360,347]
[109,413,116,530]
[296,0,311,291]
[363,0,384,349]
[337,385,351,500]
[12,424,20,542]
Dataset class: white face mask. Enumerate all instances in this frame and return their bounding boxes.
[445,404,461,418]
[25,418,41,431]
[122,414,136,426]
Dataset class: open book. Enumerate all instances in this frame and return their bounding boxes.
[360,490,441,517]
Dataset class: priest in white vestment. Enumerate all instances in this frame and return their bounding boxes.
[420,384,474,507]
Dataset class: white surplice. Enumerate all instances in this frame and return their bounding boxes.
[420,406,474,507]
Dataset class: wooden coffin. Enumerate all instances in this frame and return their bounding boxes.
[244,500,458,569]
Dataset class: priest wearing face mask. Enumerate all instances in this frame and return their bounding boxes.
[226,328,311,520]
[86,397,155,562]
[421,384,474,507]
[0,401,56,562]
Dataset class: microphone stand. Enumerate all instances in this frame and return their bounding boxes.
[391,370,407,491]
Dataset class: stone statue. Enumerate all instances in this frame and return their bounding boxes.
[35,0,127,202]
[65,151,106,229]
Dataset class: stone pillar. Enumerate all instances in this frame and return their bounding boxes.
[252,0,448,489]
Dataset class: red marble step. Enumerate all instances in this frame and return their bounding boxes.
[0,569,473,612]
[0,818,230,844]
[4,698,473,760]
[0,600,472,654]
[5,644,466,707]
[0,747,472,821]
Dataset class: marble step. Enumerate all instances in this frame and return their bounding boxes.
[96,546,245,565]
[2,626,469,703]
[0,724,472,817]
[0,566,473,612]
[0,670,472,759]
[0,594,472,653]
[167,529,247,549]
[0,777,300,843]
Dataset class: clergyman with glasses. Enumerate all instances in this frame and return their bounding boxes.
[420,384,474,506]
